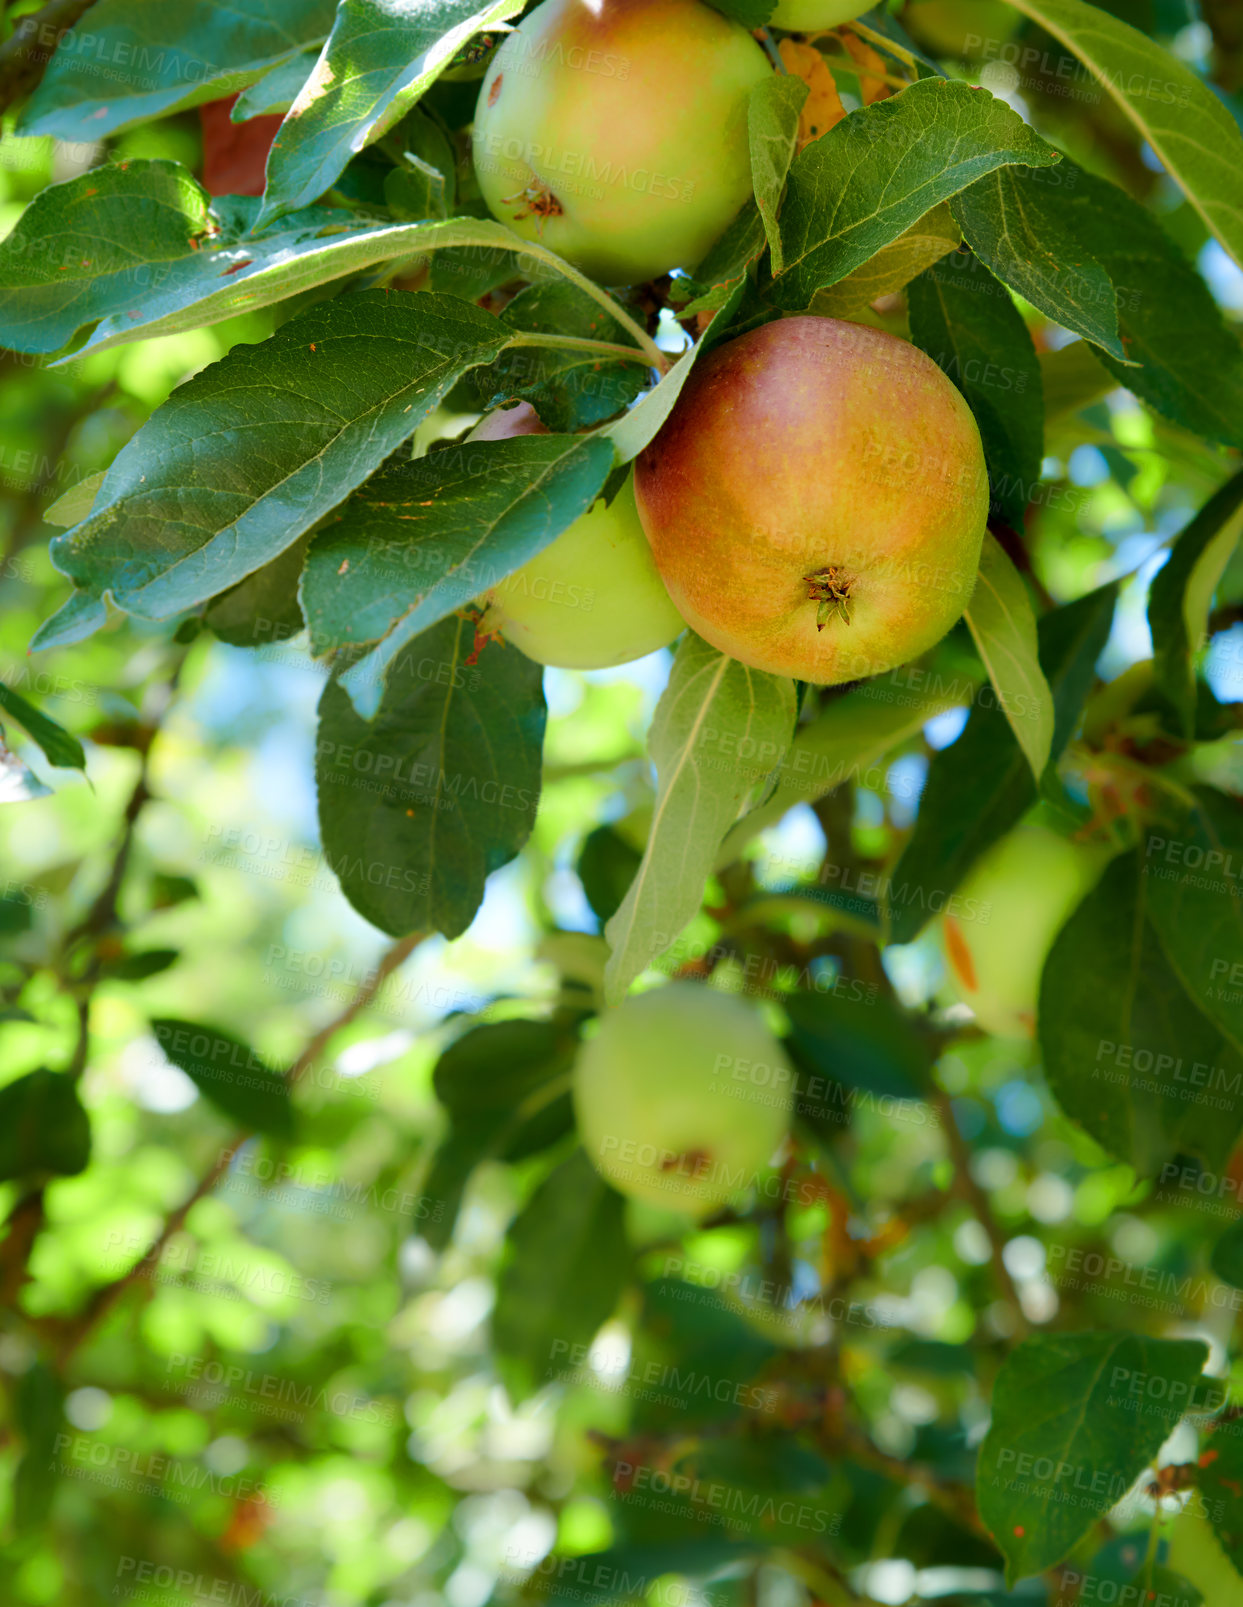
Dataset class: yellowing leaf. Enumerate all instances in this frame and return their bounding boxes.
[778,40,846,147]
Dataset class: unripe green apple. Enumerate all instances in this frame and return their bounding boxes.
[472,0,770,284]
[472,403,684,668]
[634,315,988,684]
[769,0,872,30]
[940,824,1107,1039]
[573,983,794,1216]
[1167,1504,1243,1598]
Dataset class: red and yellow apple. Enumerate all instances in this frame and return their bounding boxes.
[573,982,795,1215]
[940,823,1107,1039]
[634,315,989,684]
[472,0,770,285]
[471,404,685,669]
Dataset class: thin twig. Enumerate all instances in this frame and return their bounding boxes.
[935,1088,1030,1338]
[50,930,424,1363]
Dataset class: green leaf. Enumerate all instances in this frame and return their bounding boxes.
[233,47,320,119]
[810,201,961,320]
[421,1018,578,1249]
[204,532,312,650]
[977,1331,1209,1581]
[1145,790,1243,1054]
[962,536,1054,780]
[748,74,808,279]
[578,825,644,926]
[493,1149,629,1394]
[1211,1219,1243,1289]
[907,255,1044,529]
[951,164,1125,359]
[1035,164,1243,448]
[770,78,1060,309]
[316,616,546,939]
[0,1069,91,1180]
[1040,851,1243,1173]
[1007,0,1243,272]
[785,990,932,1147]
[717,664,968,869]
[0,681,86,772]
[461,281,650,433]
[884,584,1116,944]
[603,634,797,1004]
[305,432,613,719]
[15,0,337,140]
[0,160,627,360]
[43,471,105,529]
[1194,1424,1243,1573]
[1149,470,1243,736]
[152,1019,294,1137]
[34,292,511,645]
[258,0,524,226]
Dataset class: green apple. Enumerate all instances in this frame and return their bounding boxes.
[480,472,685,669]
[769,0,872,30]
[940,823,1108,1039]
[573,983,795,1216]
[1167,1504,1243,1598]
[472,0,770,284]
[634,315,989,684]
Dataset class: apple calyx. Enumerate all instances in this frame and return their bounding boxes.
[502,180,564,228]
[804,565,854,630]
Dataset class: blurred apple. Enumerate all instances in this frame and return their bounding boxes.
[573,983,794,1216]
[941,823,1108,1039]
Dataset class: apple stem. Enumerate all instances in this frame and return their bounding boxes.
[493,238,671,373]
[508,330,669,374]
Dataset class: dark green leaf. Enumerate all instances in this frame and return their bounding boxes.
[1148,471,1243,736]
[977,1331,1209,1581]
[1007,0,1243,270]
[1025,164,1243,448]
[1211,1219,1243,1289]
[204,531,312,650]
[749,75,807,279]
[784,988,932,1146]
[1145,790,1243,1053]
[316,616,546,939]
[105,948,181,982]
[952,164,1125,358]
[15,0,337,140]
[34,292,512,648]
[577,825,643,926]
[0,1069,91,1180]
[1196,1415,1243,1569]
[151,1019,294,1137]
[771,79,1059,308]
[304,432,613,717]
[885,584,1116,944]
[907,254,1044,528]
[1040,851,1243,1173]
[463,281,649,433]
[258,0,523,225]
[0,681,86,772]
[493,1149,629,1393]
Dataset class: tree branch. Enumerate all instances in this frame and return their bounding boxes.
[49,929,424,1364]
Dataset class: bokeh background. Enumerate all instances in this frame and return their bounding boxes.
[3,1,1243,1603]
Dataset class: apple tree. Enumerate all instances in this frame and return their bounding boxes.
[2,0,1243,1600]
